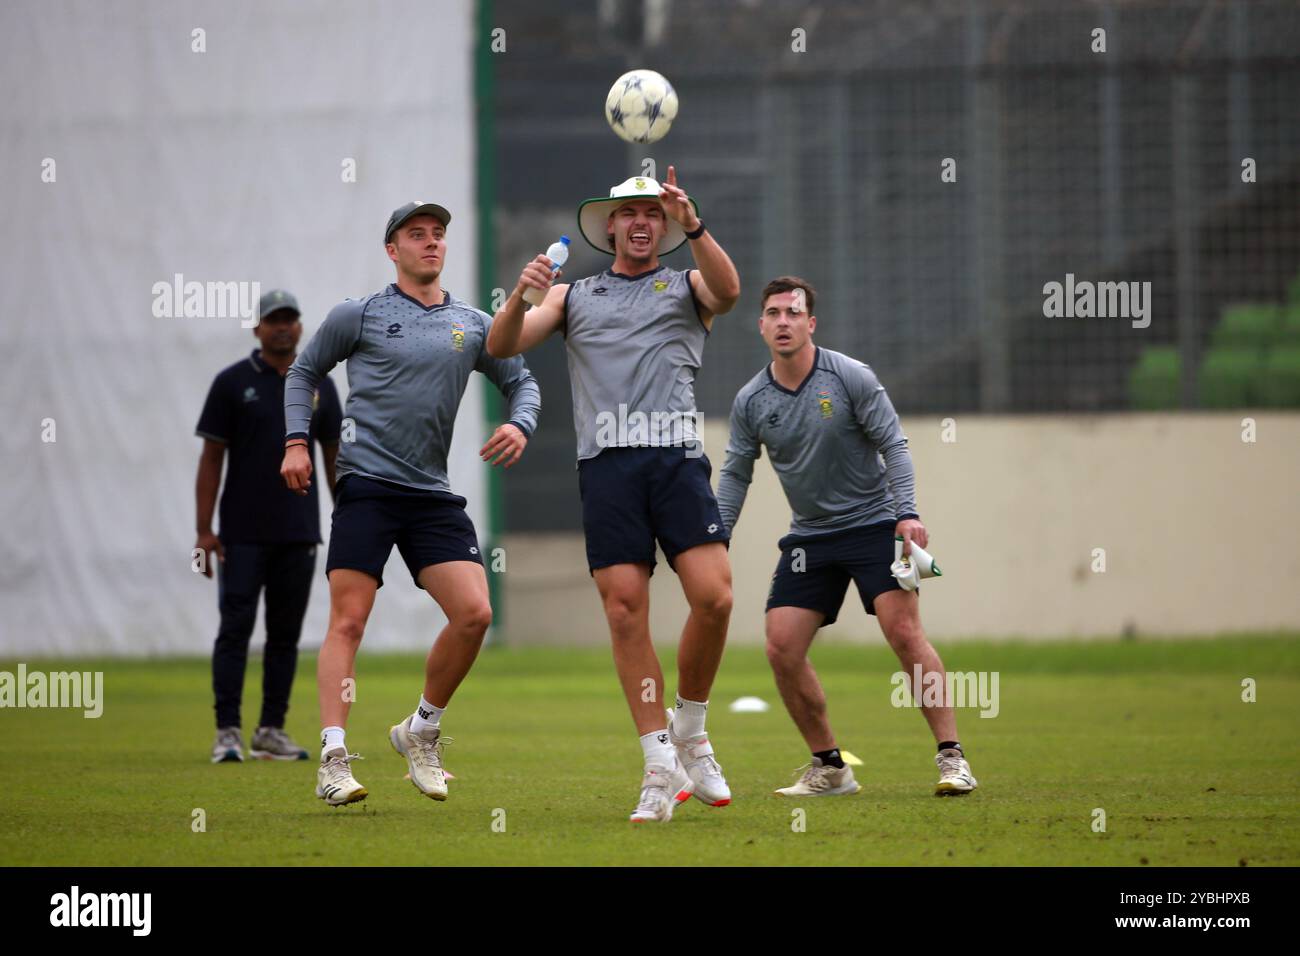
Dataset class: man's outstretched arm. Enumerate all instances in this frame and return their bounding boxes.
[659,166,740,319]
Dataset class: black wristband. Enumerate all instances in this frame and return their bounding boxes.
[897,513,920,522]
[685,220,706,240]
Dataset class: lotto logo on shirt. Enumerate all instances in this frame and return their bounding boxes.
[451,321,465,352]
[817,388,834,419]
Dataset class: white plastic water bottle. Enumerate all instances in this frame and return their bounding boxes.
[522,235,569,306]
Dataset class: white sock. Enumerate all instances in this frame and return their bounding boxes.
[640,729,676,770]
[410,696,444,735]
[320,726,345,759]
[674,696,708,738]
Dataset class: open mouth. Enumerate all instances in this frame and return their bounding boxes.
[775,332,793,345]
[629,230,652,250]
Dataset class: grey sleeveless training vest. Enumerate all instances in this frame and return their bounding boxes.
[563,266,707,462]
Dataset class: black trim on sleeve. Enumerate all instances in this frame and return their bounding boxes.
[687,269,709,334]
[561,284,574,338]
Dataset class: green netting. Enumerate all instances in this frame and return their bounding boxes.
[1211,304,1281,351]
[1129,346,1181,410]
[1277,305,1300,346]
[1285,274,1300,306]
[1198,348,1263,408]
[1257,347,1300,407]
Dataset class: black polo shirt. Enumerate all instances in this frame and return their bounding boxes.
[196,350,343,545]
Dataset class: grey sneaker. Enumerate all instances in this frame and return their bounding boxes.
[935,748,978,795]
[773,757,861,797]
[250,726,309,761]
[211,727,244,764]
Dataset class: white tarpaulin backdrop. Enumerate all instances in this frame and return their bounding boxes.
[1,0,487,656]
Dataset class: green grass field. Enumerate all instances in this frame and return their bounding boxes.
[4,634,1298,866]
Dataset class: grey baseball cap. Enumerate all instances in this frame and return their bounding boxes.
[384,201,452,244]
[258,288,300,320]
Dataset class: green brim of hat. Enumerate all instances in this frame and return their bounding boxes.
[576,194,700,257]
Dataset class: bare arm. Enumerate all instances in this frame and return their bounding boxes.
[486,255,568,358]
[658,165,740,323]
[194,439,226,578]
[687,232,741,324]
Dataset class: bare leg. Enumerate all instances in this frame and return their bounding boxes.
[415,561,493,707]
[873,589,958,743]
[765,606,837,752]
[672,542,733,702]
[593,563,665,735]
[317,569,378,730]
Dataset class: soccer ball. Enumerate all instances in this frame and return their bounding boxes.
[604,70,678,145]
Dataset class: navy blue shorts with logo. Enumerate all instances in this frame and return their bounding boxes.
[766,521,903,627]
[578,447,729,575]
[326,475,482,588]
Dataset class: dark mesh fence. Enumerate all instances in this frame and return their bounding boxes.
[493,0,1300,530]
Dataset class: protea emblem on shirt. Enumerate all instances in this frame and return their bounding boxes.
[653,279,668,293]
[817,388,833,419]
[451,321,465,351]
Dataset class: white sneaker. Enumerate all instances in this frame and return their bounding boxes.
[629,762,692,823]
[315,748,367,806]
[774,756,862,797]
[667,711,731,807]
[389,715,449,800]
[935,748,978,795]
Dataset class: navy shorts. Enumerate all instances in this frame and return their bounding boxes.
[578,447,729,574]
[326,476,483,588]
[766,521,903,627]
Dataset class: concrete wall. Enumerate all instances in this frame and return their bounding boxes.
[500,414,1300,645]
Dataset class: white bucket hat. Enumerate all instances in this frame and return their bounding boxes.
[577,175,699,256]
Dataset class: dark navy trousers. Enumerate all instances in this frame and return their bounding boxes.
[213,542,316,729]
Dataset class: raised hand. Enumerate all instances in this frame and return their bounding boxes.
[658,165,699,230]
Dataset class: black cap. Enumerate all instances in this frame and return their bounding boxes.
[384,201,452,244]
[258,288,300,320]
